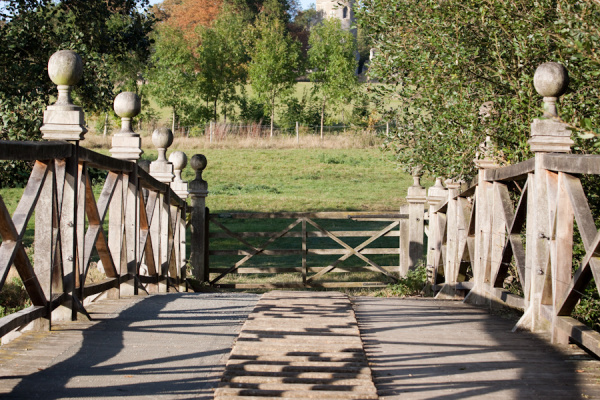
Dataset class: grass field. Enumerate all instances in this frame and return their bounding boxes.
[1,134,429,302]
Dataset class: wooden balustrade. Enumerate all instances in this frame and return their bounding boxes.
[425,62,600,356]
[0,141,189,339]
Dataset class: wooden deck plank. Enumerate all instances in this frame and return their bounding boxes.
[354,297,600,399]
[214,291,378,400]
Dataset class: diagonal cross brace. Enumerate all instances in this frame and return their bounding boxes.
[306,219,399,283]
[210,218,303,285]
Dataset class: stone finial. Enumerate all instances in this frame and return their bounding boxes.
[427,177,447,205]
[169,151,187,182]
[189,154,208,197]
[169,151,189,199]
[114,92,141,136]
[40,50,88,141]
[406,165,426,204]
[110,92,143,161]
[474,136,499,169]
[411,166,423,187]
[153,127,174,162]
[529,62,572,153]
[534,62,569,118]
[149,127,175,183]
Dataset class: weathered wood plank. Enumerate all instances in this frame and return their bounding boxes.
[483,158,535,182]
[0,306,47,338]
[211,211,407,220]
[0,141,72,161]
[210,230,402,239]
[540,153,600,175]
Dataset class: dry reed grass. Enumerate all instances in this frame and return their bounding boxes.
[82,130,382,151]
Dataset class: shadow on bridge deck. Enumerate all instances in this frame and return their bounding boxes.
[0,292,259,399]
[354,297,600,400]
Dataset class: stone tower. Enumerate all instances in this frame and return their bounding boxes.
[315,0,356,35]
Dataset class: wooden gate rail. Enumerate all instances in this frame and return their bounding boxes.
[208,212,412,288]
[0,141,188,339]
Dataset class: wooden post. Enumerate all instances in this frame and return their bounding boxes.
[39,50,87,321]
[404,167,427,275]
[435,179,461,299]
[425,178,447,288]
[169,151,190,291]
[189,154,209,281]
[516,62,571,334]
[149,128,175,292]
[465,136,499,306]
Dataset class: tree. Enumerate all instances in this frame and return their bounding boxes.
[195,7,250,122]
[308,18,358,138]
[248,1,302,136]
[354,0,600,180]
[147,24,197,132]
[0,0,155,185]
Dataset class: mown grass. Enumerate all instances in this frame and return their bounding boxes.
[0,135,428,306]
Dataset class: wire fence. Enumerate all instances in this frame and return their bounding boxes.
[162,121,394,141]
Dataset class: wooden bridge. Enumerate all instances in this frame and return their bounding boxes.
[2,52,600,398]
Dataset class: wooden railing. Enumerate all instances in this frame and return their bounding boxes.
[425,62,600,357]
[0,51,207,341]
[0,141,189,338]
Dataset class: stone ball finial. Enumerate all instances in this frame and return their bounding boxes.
[169,151,188,170]
[152,127,174,149]
[190,154,207,173]
[169,151,188,181]
[534,62,569,98]
[114,92,141,119]
[48,50,83,86]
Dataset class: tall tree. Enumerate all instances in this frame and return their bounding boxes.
[355,0,600,179]
[195,7,250,122]
[147,24,196,132]
[308,18,357,138]
[249,0,301,136]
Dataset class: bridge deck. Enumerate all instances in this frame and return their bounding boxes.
[1,293,600,399]
[0,293,259,399]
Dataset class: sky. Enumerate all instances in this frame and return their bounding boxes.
[147,0,314,11]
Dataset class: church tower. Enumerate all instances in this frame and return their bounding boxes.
[315,0,356,35]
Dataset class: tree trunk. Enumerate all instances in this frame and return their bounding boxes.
[172,107,176,133]
[103,113,109,136]
[320,100,325,140]
[214,99,218,123]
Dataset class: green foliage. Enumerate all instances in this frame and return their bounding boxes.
[147,24,197,129]
[308,18,358,134]
[280,91,321,128]
[248,1,302,134]
[196,6,251,122]
[238,95,269,124]
[355,0,600,179]
[379,265,428,297]
[0,277,31,318]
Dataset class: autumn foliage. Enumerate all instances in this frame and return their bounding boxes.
[155,0,223,41]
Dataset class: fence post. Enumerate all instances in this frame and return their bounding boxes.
[425,178,447,289]
[40,50,87,322]
[169,151,189,292]
[149,128,175,292]
[518,62,572,336]
[189,155,209,282]
[404,167,427,275]
[108,92,143,299]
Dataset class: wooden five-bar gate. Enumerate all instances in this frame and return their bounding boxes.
[207,211,416,289]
